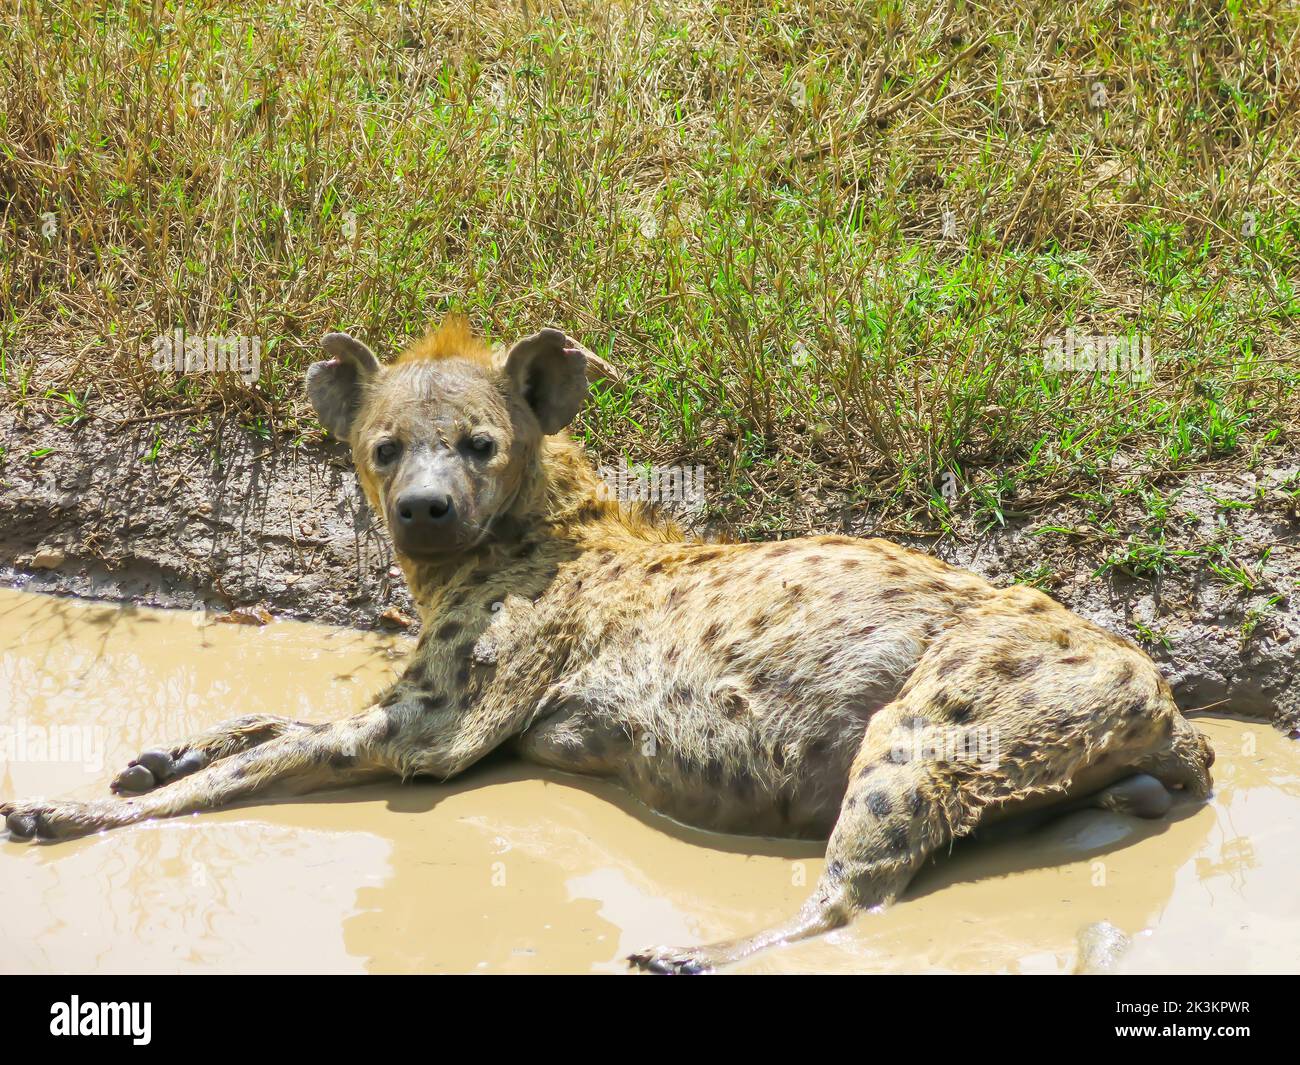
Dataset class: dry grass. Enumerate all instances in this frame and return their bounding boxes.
[2,0,1297,534]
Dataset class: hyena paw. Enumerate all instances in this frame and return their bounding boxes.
[627,945,715,975]
[110,747,207,794]
[2,798,117,841]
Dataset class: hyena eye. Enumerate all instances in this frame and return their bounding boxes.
[464,434,496,458]
[374,440,401,465]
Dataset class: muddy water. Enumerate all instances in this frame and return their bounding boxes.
[1,586,1297,974]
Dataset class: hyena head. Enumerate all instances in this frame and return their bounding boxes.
[306,317,587,561]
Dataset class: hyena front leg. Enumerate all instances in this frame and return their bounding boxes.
[4,709,396,842]
[110,714,316,794]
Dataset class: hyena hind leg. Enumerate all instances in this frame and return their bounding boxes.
[1130,714,1214,798]
[110,714,317,794]
[981,698,1214,842]
[974,772,1174,843]
[630,714,945,974]
[1087,772,1171,818]
[628,680,1214,973]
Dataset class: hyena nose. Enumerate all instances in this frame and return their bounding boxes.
[396,490,454,529]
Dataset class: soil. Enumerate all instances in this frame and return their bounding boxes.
[2,407,1296,732]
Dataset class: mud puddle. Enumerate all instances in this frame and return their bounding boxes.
[1,587,1296,974]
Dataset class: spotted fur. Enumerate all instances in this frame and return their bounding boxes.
[2,319,1215,975]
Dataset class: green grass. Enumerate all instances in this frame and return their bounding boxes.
[2,0,1297,531]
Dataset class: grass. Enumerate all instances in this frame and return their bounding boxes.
[2,0,1297,537]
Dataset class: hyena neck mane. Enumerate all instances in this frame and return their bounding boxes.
[399,434,687,614]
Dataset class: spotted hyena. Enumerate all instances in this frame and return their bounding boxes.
[3,319,1215,973]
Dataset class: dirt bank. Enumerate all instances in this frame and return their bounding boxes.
[1,408,1295,732]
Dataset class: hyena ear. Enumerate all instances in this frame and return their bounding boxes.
[307,332,381,441]
[504,327,589,434]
